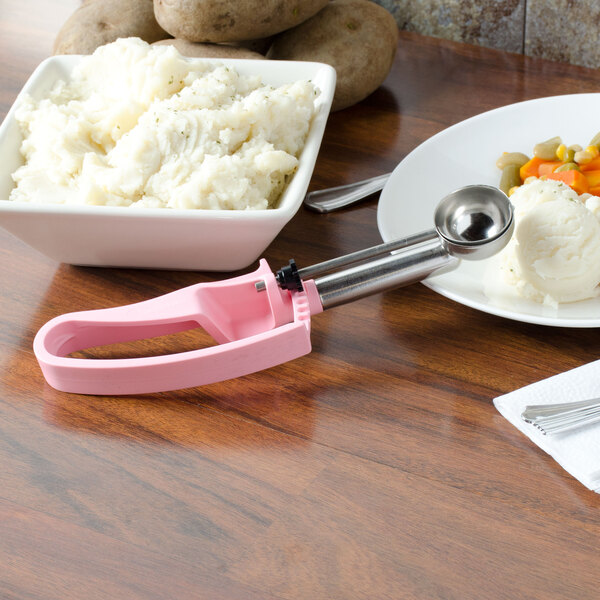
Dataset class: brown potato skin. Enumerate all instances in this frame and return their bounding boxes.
[54,0,167,54]
[223,37,274,55]
[152,39,265,59]
[153,0,329,43]
[268,0,399,111]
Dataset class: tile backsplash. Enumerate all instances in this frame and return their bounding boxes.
[375,0,600,68]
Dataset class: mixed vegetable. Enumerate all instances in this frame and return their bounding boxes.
[497,132,600,197]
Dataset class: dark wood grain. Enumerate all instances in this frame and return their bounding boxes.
[2,2,600,598]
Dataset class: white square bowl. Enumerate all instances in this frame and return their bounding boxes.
[0,55,335,271]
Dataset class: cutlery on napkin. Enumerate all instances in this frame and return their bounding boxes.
[494,359,600,493]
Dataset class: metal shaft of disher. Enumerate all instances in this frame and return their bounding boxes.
[313,238,458,309]
[297,230,438,281]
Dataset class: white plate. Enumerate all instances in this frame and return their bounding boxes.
[377,93,600,327]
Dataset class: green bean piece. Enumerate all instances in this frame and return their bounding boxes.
[562,147,575,163]
[589,131,600,148]
[533,136,562,160]
[554,162,580,173]
[499,164,521,195]
[495,152,529,170]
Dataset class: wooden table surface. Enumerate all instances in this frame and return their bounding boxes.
[2,2,600,599]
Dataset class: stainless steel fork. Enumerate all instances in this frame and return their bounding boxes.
[521,398,600,435]
[303,173,390,213]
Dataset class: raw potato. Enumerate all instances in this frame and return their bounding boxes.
[268,0,399,111]
[153,0,329,43]
[223,37,274,55]
[153,39,265,59]
[54,0,167,55]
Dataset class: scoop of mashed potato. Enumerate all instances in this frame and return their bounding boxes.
[10,37,317,210]
[491,178,600,306]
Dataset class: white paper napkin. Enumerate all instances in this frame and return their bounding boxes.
[494,359,600,493]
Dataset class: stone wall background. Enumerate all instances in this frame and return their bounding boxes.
[374,0,600,69]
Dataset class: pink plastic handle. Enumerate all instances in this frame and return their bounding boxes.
[33,260,323,395]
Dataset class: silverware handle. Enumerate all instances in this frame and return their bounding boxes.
[535,408,600,435]
[522,397,600,420]
[521,397,600,435]
[303,173,391,213]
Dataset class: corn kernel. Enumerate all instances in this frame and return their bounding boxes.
[556,143,568,161]
[586,145,600,158]
[508,186,519,196]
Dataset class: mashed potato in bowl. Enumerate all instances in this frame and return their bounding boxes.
[10,37,318,210]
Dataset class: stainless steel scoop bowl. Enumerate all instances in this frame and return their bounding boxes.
[434,184,514,259]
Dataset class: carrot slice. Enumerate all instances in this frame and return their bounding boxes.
[547,170,590,194]
[588,186,600,197]
[585,169,600,188]
[518,156,563,181]
[519,156,547,181]
[580,156,600,172]
[538,161,563,177]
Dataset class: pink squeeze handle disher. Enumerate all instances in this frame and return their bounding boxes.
[32,233,456,396]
